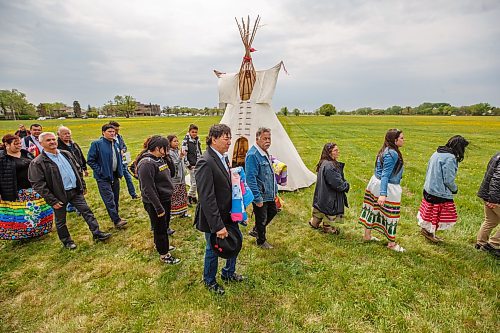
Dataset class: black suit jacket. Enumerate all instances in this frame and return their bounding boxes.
[194,147,232,233]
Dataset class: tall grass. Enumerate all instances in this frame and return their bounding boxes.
[0,116,498,333]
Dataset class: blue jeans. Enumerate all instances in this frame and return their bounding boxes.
[122,163,137,197]
[203,230,240,285]
[96,177,121,224]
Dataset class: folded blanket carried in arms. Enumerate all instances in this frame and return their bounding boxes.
[271,156,287,186]
[230,167,254,225]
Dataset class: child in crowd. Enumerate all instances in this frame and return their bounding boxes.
[418,135,469,242]
[181,124,202,205]
[168,135,190,218]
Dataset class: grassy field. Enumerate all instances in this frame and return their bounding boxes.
[0,116,498,333]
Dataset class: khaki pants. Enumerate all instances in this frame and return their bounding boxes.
[476,204,500,249]
[311,207,344,224]
[188,167,197,198]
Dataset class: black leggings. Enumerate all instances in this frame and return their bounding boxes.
[143,200,171,255]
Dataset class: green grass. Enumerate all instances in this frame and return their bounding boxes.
[0,116,499,333]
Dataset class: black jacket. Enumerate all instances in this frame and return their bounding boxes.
[28,150,85,206]
[57,138,87,171]
[477,152,500,204]
[0,149,34,201]
[194,147,232,233]
[137,153,174,215]
[312,160,350,216]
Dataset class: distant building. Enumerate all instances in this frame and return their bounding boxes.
[135,103,161,116]
[52,106,75,118]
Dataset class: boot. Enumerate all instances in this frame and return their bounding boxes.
[322,224,340,235]
[308,217,320,229]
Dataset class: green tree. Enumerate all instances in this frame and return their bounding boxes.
[280,107,289,116]
[102,100,117,116]
[114,95,137,118]
[0,89,36,120]
[162,106,171,115]
[318,103,336,116]
[293,108,300,116]
[469,103,492,116]
[385,105,403,115]
[73,101,82,118]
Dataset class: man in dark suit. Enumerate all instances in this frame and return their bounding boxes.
[195,124,244,295]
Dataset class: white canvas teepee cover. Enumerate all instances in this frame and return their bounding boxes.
[217,62,316,191]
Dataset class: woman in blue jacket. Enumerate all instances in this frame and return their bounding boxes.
[359,129,405,252]
[309,142,349,234]
[418,135,469,243]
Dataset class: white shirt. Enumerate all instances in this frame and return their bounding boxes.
[211,146,229,172]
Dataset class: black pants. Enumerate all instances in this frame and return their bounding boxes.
[143,200,171,256]
[53,189,100,245]
[252,201,278,245]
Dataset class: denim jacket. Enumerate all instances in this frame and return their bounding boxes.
[245,145,278,203]
[423,151,458,199]
[374,148,404,196]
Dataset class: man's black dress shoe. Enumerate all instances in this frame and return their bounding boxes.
[221,273,245,282]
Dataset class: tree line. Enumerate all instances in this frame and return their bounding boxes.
[1,88,498,120]
[278,102,499,116]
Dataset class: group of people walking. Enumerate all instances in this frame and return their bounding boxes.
[310,129,498,258]
[1,122,499,296]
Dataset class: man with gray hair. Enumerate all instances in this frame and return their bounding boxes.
[57,126,88,177]
[29,132,111,249]
[245,127,278,249]
[57,126,88,213]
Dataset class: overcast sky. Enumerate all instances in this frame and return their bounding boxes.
[1,0,499,111]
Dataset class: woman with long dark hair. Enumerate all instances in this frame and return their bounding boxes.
[359,129,406,252]
[0,134,53,239]
[136,135,180,264]
[418,135,469,242]
[309,142,349,234]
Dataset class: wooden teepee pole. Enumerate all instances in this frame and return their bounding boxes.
[236,15,259,101]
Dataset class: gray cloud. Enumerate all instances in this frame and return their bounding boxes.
[1,0,499,111]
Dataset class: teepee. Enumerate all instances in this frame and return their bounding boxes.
[215,16,316,191]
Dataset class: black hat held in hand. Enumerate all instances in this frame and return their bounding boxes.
[210,223,242,259]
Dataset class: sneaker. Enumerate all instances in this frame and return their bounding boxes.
[168,245,176,252]
[167,228,175,236]
[221,273,245,282]
[248,229,258,238]
[258,241,274,249]
[64,241,77,250]
[115,219,128,229]
[205,281,225,295]
[160,254,181,265]
[93,231,112,241]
